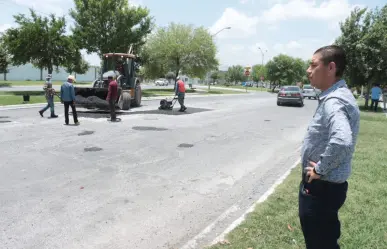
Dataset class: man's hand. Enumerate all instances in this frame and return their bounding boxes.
[305,161,321,183]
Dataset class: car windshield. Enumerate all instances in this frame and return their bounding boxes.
[303,85,313,89]
[283,87,300,91]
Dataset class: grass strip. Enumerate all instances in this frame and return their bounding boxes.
[209,108,387,249]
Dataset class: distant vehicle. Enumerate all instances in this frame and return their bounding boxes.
[155,78,168,86]
[302,84,318,99]
[277,85,304,107]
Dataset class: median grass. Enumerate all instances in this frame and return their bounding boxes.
[209,109,387,249]
[0,80,91,87]
[220,84,267,92]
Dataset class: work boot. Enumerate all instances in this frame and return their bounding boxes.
[50,114,58,118]
[39,111,43,117]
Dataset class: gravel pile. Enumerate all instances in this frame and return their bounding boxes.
[75,95,109,109]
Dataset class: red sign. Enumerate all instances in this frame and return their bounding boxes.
[245,69,250,76]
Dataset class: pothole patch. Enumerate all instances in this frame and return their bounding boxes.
[84,147,103,152]
[132,126,168,131]
[78,130,95,136]
[264,119,271,122]
[0,116,10,118]
[178,143,194,148]
[0,120,11,123]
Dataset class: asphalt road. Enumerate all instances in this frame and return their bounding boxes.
[0,92,318,249]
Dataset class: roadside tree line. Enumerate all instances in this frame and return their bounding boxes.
[0,0,219,82]
[210,4,387,98]
[208,55,309,92]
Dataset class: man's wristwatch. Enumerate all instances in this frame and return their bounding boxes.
[313,167,321,176]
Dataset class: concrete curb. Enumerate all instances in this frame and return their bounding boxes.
[0,93,250,111]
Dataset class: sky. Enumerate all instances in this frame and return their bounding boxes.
[0,0,385,70]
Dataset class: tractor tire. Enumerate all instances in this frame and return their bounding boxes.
[131,83,142,107]
[119,91,131,110]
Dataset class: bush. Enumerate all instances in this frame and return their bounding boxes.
[0,83,11,87]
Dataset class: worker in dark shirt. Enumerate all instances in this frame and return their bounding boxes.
[106,75,118,121]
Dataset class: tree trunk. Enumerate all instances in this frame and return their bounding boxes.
[40,68,43,80]
[364,83,371,107]
[3,72,6,81]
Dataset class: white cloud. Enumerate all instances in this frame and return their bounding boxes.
[209,8,259,39]
[261,0,361,23]
[11,0,70,16]
[0,24,13,33]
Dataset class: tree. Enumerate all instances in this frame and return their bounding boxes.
[225,65,246,84]
[70,0,153,58]
[210,71,219,83]
[266,54,306,92]
[0,41,10,80]
[142,23,218,80]
[251,64,267,82]
[2,9,74,75]
[335,6,387,106]
[165,72,175,84]
[65,56,89,76]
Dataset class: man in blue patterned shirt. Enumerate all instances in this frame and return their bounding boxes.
[299,45,360,249]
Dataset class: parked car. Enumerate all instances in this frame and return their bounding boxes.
[302,84,318,99]
[155,78,168,86]
[277,85,304,107]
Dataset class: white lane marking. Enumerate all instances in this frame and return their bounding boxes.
[180,147,302,249]
[180,204,240,249]
[210,157,301,246]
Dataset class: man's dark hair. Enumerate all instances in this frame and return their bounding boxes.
[314,45,347,77]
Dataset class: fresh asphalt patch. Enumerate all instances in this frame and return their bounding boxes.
[78,130,95,136]
[0,120,12,123]
[132,126,169,131]
[84,147,103,152]
[178,143,194,148]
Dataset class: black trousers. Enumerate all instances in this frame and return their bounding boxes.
[299,179,348,249]
[109,100,116,121]
[64,101,78,124]
[370,99,379,112]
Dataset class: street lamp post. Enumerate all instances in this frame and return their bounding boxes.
[257,46,268,88]
[212,26,231,37]
[257,47,267,66]
[208,26,231,91]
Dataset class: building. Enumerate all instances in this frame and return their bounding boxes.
[2,63,100,82]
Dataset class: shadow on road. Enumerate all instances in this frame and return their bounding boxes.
[74,107,212,119]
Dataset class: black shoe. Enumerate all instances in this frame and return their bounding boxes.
[51,114,58,118]
[39,111,43,117]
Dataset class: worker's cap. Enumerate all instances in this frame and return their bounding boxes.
[67,75,75,81]
[108,75,114,79]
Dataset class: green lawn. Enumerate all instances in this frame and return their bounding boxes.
[0,80,91,87]
[219,85,267,92]
[209,106,387,249]
[0,95,49,106]
[0,88,243,106]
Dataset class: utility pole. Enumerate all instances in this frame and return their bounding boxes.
[258,47,268,87]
